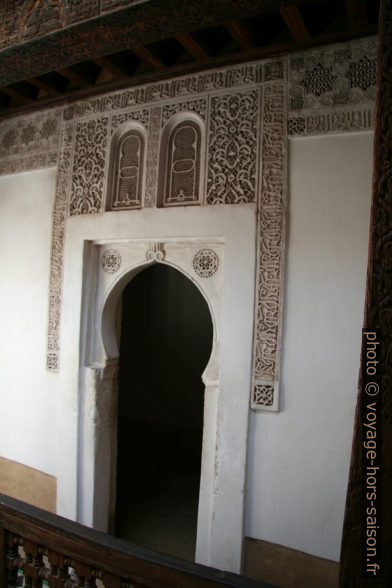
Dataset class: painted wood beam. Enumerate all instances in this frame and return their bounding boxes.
[0,86,35,103]
[131,46,165,71]
[93,57,129,80]
[26,77,61,96]
[279,5,311,43]
[225,21,255,49]
[57,67,91,87]
[176,33,209,61]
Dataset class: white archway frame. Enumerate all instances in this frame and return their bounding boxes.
[79,239,223,568]
[72,204,257,574]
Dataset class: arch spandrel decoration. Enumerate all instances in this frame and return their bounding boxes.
[106,123,146,211]
[85,240,223,368]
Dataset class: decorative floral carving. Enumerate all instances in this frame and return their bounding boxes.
[263,60,284,81]
[0,109,61,173]
[0,0,142,50]
[144,106,162,208]
[193,249,219,278]
[288,107,374,136]
[146,242,165,262]
[72,64,261,119]
[347,55,376,91]
[111,109,150,133]
[161,99,206,126]
[102,249,121,273]
[69,118,109,215]
[41,118,59,139]
[207,90,259,204]
[252,384,274,408]
[47,121,75,371]
[252,80,286,411]
[288,37,377,136]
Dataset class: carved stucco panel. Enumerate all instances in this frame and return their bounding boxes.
[161,98,207,127]
[288,36,377,136]
[144,106,162,208]
[69,117,109,215]
[47,121,75,370]
[110,109,150,133]
[252,79,287,411]
[207,89,259,204]
[0,108,62,175]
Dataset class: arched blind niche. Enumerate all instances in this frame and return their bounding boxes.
[106,123,146,211]
[159,114,204,207]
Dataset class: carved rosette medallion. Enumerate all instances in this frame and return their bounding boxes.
[102,249,122,273]
[193,249,219,278]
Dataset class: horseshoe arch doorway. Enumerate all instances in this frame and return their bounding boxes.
[114,263,213,560]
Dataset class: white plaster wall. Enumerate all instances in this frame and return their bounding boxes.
[0,168,57,476]
[245,132,373,561]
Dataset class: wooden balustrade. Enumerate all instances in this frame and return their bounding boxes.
[0,493,272,588]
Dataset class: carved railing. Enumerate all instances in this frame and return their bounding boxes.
[0,493,272,588]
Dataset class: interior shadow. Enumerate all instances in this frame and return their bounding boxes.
[115,263,213,561]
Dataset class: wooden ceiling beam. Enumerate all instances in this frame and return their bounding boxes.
[26,77,61,96]
[93,57,129,80]
[0,86,35,103]
[176,33,208,61]
[225,21,255,49]
[0,21,378,121]
[344,0,368,28]
[131,46,165,71]
[57,67,91,87]
[280,5,311,43]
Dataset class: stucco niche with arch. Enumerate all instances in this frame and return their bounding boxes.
[106,121,148,211]
[157,112,206,207]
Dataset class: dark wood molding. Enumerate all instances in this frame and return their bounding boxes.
[339,0,392,585]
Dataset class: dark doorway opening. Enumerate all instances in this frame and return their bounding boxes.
[115,264,213,560]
